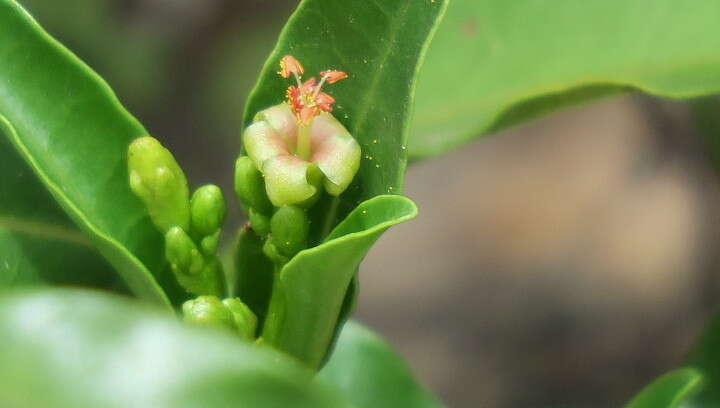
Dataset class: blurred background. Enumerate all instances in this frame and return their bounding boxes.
[16,1,720,407]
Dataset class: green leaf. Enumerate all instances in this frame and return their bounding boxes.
[690,96,720,171]
[624,368,703,408]
[0,133,123,289]
[262,195,418,368]
[233,225,274,327]
[682,311,720,406]
[320,320,443,408]
[0,1,169,307]
[243,0,449,240]
[410,0,720,160]
[0,288,349,408]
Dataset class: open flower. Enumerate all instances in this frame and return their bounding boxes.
[243,56,360,207]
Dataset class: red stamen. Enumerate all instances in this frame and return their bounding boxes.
[279,55,304,78]
[320,70,348,84]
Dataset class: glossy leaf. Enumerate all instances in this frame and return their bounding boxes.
[262,195,418,368]
[243,0,449,240]
[0,1,169,306]
[0,132,123,289]
[0,288,349,408]
[320,320,443,408]
[410,0,720,160]
[624,368,703,408]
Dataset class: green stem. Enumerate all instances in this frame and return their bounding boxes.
[296,123,311,160]
[261,265,285,343]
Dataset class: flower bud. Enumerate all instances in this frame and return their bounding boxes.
[248,208,270,236]
[200,231,220,256]
[165,226,204,276]
[190,184,226,236]
[183,296,235,331]
[262,238,288,265]
[270,206,309,257]
[223,298,258,340]
[234,156,273,215]
[128,136,190,232]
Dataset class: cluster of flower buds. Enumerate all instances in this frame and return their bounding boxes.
[236,56,360,263]
[182,295,258,340]
[128,137,226,296]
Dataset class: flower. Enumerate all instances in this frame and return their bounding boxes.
[242,56,359,207]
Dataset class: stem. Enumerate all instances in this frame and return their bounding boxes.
[319,196,340,240]
[296,123,312,160]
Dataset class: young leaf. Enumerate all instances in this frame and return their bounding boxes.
[262,195,418,369]
[410,0,720,160]
[0,288,349,408]
[319,320,443,408]
[243,0,449,238]
[0,133,122,289]
[0,1,169,306]
[624,368,703,408]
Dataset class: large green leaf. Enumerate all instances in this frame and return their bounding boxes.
[0,131,122,289]
[0,288,349,408]
[410,0,720,160]
[320,320,443,408]
[262,195,418,369]
[0,0,169,306]
[243,0,448,241]
[624,368,703,408]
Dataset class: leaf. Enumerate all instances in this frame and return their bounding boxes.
[243,0,449,240]
[0,288,349,408]
[319,320,443,408]
[624,368,703,408]
[262,195,418,368]
[681,311,720,406]
[690,96,720,171]
[233,225,274,328]
[409,0,720,160]
[0,133,123,290]
[0,1,170,307]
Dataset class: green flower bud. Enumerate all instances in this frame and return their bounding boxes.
[183,296,235,331]
[262,238,288,265]
[223,298,258,340]
[270,206,309,258]
[165,226,204,276]
[248,208,270,236]
[190,184,226,236]
[200,231,220,256]
[128,136,190,232]
[234,156,273,215]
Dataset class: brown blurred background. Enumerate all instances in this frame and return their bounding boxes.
[17,1,720,407]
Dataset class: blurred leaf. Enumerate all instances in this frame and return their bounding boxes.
[624,368,702,408]
[690,95,720,170]
[0,288,349,408]
[0,133,123,289]
[410,0,720,160]
[243,0,448,241]
[320,320,443,408]
[0,1,170,307]
[262,195,418,369]
[682,311,720,406]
